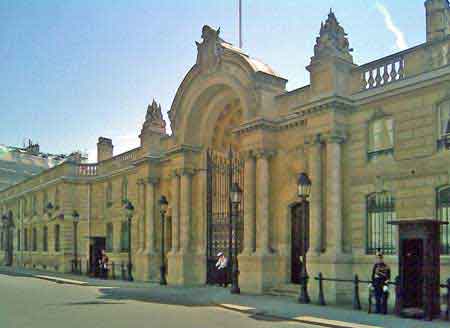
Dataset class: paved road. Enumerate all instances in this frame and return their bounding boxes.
[0,273,320,328]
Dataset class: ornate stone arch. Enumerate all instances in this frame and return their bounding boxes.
[168,25,284,148]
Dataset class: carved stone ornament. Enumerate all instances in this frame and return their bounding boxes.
[142,99,166,134]
[195,25,224,72]
[313,9,353,62]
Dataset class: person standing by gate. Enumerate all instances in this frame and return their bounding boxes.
[216,252,228,287]
[371,251,391,314]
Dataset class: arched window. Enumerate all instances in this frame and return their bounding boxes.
[437,99,450,150]
[43,226,48,252]
[366,192,396,254]
[54,225,60,252]
[24,228,28,251]
[32,228,37,251]
[437,186,450,254]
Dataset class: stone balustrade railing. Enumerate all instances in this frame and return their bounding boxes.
[352,36,450,93]
[113,148,139,162]
[76,164,98,176]
[356,54,405,91]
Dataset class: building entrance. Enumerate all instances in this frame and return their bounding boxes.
[206,149,244,284]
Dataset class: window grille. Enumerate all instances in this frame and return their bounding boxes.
[366,192,396,254]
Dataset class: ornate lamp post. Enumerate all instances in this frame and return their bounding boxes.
[72,210,80,273]
[123,200,135,281]
[230,182,242,294]
[297,172,311,304]
[159,195,169,285]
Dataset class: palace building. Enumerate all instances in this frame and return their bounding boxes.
[1,1,450,303]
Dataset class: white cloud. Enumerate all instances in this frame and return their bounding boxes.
[85,133,140,163]
[375,2,408,51]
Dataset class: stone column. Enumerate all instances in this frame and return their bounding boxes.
[255,150,272,255]
[179,169,193,254]
[243,151,256,255]
[170,170,180,253]
[326,135,344,254]
[308,135,323,254]
[137,179,145,254]
[144,178,158,255]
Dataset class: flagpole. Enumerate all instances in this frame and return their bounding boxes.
[238,0,242,48]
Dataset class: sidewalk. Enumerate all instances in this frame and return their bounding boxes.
[1,265,448,328]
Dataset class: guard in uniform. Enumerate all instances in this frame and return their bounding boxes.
[371,251,391,314]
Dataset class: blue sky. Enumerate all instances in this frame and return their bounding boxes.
[0,0,426,161]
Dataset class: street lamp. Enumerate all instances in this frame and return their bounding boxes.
[230,182,242,294]
[123,200,135,281]
[72,210,80,273]
[159,195,169,285]
[297,172,311,304]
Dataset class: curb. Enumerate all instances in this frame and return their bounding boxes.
[215,303,382,328]
[33,275,88,286]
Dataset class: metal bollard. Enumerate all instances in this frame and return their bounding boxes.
[318,273,326,306]
[353,274,362,310]
[86,260,89,276]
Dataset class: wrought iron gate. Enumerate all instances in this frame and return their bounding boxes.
[206,149,244,284]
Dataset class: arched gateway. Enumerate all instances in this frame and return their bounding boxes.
[167,25,286,286]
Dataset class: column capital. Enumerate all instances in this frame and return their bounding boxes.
[323,132,346,144]
[305,133,324,146]
[240,149,255,161]
[147,177,160,185]
[254,149,276,160]
[179,167,195,176]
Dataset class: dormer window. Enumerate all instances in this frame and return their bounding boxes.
[368,115,394,161]
[437,100,450,151]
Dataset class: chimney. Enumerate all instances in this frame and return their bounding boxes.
[97,137,113,162]
[425,0,450,42]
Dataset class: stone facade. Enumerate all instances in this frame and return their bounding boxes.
[1,2,450,304]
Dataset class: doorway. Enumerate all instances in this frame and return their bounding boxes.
[291,202,309,284]
[402,238,424,309]
[89,237,106,277]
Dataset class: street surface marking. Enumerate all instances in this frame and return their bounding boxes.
[34,275,88,285]
[293,316,382,328]
[219,303,257,311]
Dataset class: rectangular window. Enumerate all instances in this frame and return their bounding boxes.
[438,101,450,150]
[106,182,112,208]
[368,117,394,160]
[32,228,37,251]
[106,223,113,252]
[120,221,129,252]
[0,230,3,250]
[24,228,28,251]
[437,186,450,254]
[43,226,48,252]
[43,191,48,213]
[54,225,60,252]
[366,193,396,254]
